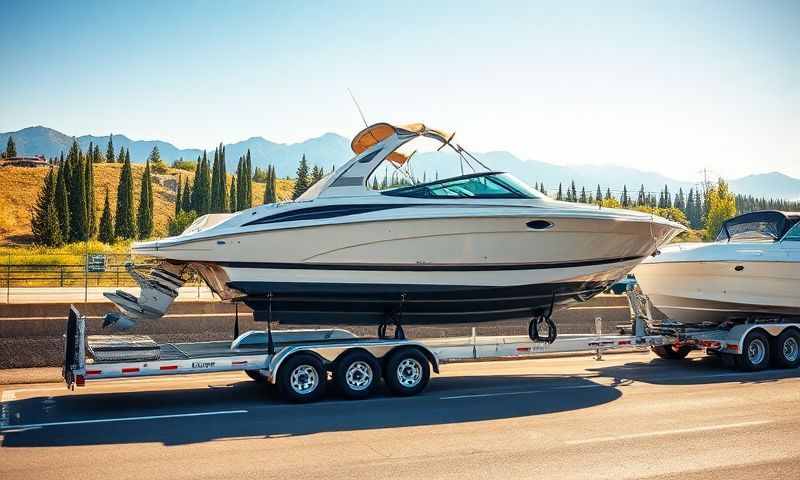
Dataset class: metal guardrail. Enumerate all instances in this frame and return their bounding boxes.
[1,253,204,303]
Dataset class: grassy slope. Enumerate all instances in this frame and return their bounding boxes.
[0,164,295,247]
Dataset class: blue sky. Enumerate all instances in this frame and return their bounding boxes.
[2,0,798,180]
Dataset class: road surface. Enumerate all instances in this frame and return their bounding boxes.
[2,351,798,479]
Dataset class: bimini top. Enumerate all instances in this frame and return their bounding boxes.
[716,210,800,242]
[351,123,453,166]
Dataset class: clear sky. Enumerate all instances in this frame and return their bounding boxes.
[2,0,798,180]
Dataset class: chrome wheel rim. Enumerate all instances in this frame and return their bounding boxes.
[345,361,373,391]
[397,358,422,388]
[290,365,319,395]
[747,338,766,365]
[783,337,799,362]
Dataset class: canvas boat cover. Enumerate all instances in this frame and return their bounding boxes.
[350,123,453,166]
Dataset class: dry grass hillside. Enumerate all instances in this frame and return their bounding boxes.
[0,164,295,246]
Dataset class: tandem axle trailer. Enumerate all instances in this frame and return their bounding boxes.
[62,304,662,403]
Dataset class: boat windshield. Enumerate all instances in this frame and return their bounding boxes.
[381,172,544,199]
[715,211,788,242]
[782,221,800,242]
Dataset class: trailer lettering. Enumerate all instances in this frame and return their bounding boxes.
[192,361,216,369]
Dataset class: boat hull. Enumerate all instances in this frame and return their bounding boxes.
[635,257,800,326]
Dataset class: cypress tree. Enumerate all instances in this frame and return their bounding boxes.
[197,152,211,214]
[55,160,71,242]
[5,136,16,157]
[620,185,630,207]
[244,149,252,208]
[85,151,96,237]
[181,177,192,213]
[269,165,278,203]
[106,134,115,162]
[235,157,245,211]
[556,183,563,201]
[31,168,63,246]
[292,155,310,199]
[579,186,587,203]
[605,188,612,200]
[93,143,101,164]
[595,185,602,204]
[67,140,88,241]
[117,146,125,164]
[229,176,238,212]
[115,151,136,239]
[175,177,183,215]
[98,187,115,244]
[137,160,154,239]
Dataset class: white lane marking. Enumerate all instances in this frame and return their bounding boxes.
[0,409,248,431]
[567,306,628,310]
[1,390,16,402]
[565,420,773,445]
[441,384,603,400]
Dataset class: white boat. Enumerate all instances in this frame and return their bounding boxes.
[634,210,800,328]
[105,122,685,337]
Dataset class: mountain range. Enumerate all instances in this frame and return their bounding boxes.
[2,126,799,201]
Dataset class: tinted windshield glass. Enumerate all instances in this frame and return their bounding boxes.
[783,222,800,241]
[381,173,543,199]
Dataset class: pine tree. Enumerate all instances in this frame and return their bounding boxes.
[579,186,587,203]
[67,140,88,241]
[292,155,310,199]
[181,177,192,213]
[175,178,183,215]
[98,187,115,244]
[371,176,380,190]
[229,176,238,212]
[5,136,17,157]
[85,151,96,237]
[636,185,646,206]
[595,185,602,204]
[569,181,578,203]
[115,151,136,239]
[605,188,612,201]
[620,185,630,207]
[31,168,63,246]
[556,183,563,201]
[674,188,686,212]
[55,160,71,242]
[137,160,154,239]
[117,146,125,164]
[106,134,115,162]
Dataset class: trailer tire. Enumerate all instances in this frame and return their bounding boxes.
[771,329,800,369]
[333,350,381,399]
[735,330,771,371]
[277,354,327,403]
[651,345,692,360]
[384,348,430,397]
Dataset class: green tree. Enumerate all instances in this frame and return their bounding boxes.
[595,185,602,204]
[556,183,563,201]
[98,187,115,244]
[117,146,125,164]
[31,168,63,246]
[191,152,211,215]
[579,186,587,203]
[181,177,192,213]
[137,160,154,239]
[55,159,71,242]
[209,145,228,213]
[229,176,238,212]
[85,151,96,237]
[115,151,136,239]
[106,134,115,162]
[292,155,310,199]
[175,178,183,215]
[93,143,102,164]
[5,136,16,157]
[703,179,736,241]
[66,140,88,241]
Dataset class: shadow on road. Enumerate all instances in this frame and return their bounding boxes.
[2,373,620,447]
[588,353,800,387]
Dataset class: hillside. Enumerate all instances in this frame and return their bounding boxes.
[0,164,294,245]
[3,125,800,200]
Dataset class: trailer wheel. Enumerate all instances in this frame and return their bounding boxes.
[384,348,430,396]
[735,330,771,371]
[651,344,692,360]
[771,329,800,369]
[333,350,381,399]
[277,353,327,403]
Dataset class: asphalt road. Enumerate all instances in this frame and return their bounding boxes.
[2,352,799,480]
